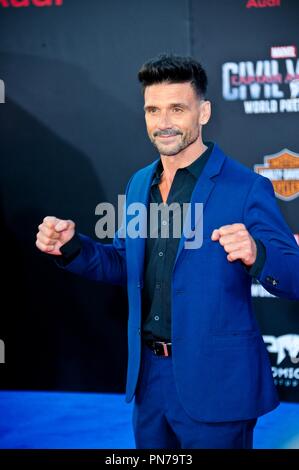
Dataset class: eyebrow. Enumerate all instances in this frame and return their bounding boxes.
[144,102,189,111]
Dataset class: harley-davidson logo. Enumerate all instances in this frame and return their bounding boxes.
[254,149,299,201]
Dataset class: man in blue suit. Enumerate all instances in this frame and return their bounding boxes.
[36,54,299,449]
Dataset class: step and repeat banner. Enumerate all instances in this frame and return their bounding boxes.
[190,0,299,401]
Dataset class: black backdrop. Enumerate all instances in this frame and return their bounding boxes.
[0,0,190,393]
[0,0,298,400]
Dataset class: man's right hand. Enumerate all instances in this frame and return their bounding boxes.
[36,216,75,256]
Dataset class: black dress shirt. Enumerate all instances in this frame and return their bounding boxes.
[141,143,213,342]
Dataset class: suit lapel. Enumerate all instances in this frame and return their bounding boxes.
[126,159,159,284]
[173,144,227,269]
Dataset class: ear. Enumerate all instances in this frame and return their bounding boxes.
[199,100,211,125]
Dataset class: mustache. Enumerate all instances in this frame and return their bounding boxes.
[153,129,183,137]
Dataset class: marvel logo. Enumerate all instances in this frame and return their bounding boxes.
[0,0,62,7]
[271,46,297,59]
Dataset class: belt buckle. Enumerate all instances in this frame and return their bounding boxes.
[156,341,170,357]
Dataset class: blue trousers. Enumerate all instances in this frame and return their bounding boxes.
[132,343,257,449]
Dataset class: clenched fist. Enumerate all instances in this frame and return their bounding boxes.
[211,223,257,266]
[36,216,75,256]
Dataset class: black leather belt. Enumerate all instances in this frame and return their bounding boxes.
[145,340,172,357]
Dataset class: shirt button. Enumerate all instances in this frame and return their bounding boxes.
[162,220,167,226]
[158,251,164,257]
[154,315,160,321]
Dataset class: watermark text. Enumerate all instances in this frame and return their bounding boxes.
[95,196,203,249]
[0,79,5,103]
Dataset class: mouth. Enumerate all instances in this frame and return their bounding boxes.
[156,134,178,140]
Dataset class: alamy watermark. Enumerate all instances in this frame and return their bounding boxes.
[95,196,204,249]
[0,339,4,364]
[0,79,5,103]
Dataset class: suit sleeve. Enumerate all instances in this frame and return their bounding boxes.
[244,175,299,300]
[57,175,134,286]
[246,238,266,278]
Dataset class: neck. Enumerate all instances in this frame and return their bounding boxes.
[160,139,208,186]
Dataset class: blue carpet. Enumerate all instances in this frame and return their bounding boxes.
[0,391,298,449]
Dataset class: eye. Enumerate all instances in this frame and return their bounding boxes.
[147,107,158,114]
[173,107,183,113]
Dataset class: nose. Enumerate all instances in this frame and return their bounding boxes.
[157,110,172,129]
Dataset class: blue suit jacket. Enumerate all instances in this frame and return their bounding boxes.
[63,143,299,422]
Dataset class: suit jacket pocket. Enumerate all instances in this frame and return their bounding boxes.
[210,330,261,350]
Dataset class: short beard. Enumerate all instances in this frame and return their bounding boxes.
[150,129,199,156]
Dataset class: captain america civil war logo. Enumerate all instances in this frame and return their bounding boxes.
[222,45,299,114]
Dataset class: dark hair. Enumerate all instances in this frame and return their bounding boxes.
[138,54,208,99]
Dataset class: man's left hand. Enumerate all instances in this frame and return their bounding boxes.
[211,223,257,266]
